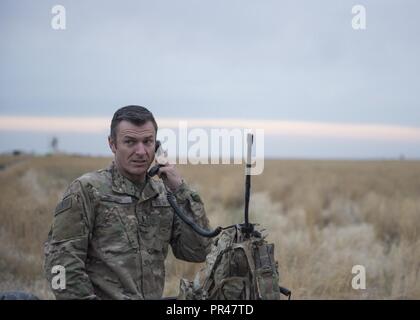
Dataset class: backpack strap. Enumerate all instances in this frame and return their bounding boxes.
[253,242,281,299]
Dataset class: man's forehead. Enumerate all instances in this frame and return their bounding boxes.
[117,120,156,138]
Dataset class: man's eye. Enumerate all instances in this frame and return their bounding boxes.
[125,140,135,145]
[145,140,153,145]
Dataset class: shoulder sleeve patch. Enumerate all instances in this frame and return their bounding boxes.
[52,194,86,241]
[55,197,72,216]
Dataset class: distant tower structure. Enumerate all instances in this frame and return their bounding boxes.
[50,136,59,154]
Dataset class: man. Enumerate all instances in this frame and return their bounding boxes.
[44,105,212,299]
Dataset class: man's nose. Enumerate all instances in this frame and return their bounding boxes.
[134,143,147,156]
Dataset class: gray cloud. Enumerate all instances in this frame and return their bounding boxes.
[1,0,419,156]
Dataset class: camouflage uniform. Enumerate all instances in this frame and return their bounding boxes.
[44,162,211,300]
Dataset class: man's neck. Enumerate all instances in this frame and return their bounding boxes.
[114,162,147,187]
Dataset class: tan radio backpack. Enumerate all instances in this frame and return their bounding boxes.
[178,226,290,300]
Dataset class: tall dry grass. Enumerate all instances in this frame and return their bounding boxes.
[0,155,419,299]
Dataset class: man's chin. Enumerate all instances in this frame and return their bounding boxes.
[126,166,148,179]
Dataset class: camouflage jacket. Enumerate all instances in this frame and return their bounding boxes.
[44,162,211,300]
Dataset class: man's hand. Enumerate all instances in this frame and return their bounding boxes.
[157,164,183,192]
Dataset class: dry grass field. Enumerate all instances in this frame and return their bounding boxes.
[0,154,419,299]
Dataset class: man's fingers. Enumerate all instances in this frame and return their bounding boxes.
[156,164,175,174]
[155,164,183,191]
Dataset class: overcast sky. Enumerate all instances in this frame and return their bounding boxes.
[1,0,419,158]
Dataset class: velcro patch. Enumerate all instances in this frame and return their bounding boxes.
[151,197,171,207]
[55,197,72,216]
[191,192,203,203]
[100,195,133,204]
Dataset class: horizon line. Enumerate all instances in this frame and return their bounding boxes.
[1,115,420,142]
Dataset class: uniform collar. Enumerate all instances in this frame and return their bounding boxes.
[110,162,159,202]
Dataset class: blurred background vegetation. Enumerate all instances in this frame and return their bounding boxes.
[0,154,419,299]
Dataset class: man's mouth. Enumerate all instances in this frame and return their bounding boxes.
[131,159,148,166]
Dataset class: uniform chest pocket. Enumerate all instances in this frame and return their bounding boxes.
[138,198,173,243]
[95,195,139,252]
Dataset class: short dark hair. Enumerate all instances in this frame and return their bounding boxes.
[110,105,158,141]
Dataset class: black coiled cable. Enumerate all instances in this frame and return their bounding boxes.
[166,191,222,238]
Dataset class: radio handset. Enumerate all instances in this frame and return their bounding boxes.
[148,140,165,177]
[148,164,163,177]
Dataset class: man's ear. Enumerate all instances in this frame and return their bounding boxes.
[108,136,117,154]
